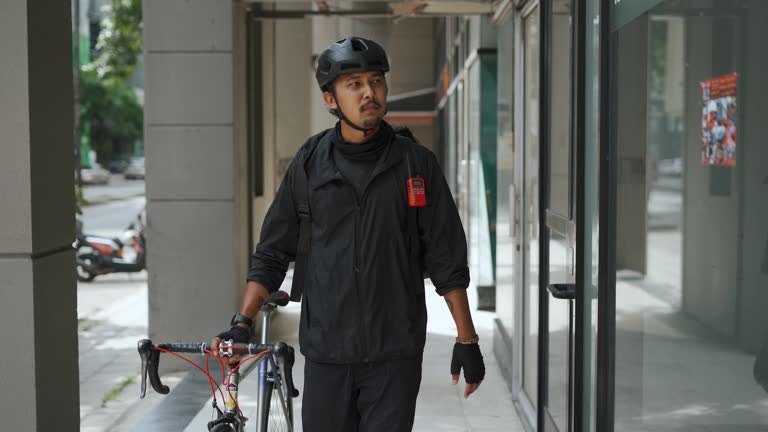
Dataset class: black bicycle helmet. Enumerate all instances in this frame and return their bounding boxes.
[315,37,390,92]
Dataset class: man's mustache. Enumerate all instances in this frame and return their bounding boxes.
[361,102,381,111]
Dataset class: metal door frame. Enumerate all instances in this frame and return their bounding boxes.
[512,1,542,429]
[537,0,598,431]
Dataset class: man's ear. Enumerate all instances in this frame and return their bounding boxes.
[323,91,337,110]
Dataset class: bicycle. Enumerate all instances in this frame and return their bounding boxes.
[137,290,300,431]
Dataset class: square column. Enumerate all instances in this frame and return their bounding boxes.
[0,0,79,430]
[143,0,245,345]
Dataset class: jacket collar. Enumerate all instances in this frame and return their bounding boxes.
[308,122,407,191]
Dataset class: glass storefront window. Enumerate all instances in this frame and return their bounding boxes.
[584,0,600,430]
[523,4,541,410]
[467,57,498,290]
[495,8,516,373]
[611,1,768,430]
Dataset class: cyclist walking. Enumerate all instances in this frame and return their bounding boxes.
[213,36,484,432]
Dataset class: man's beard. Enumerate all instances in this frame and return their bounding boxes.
[362,117,382,128]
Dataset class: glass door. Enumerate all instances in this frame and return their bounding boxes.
[512,1,603,430]
[540,0,602,431]
[519,1,542,419]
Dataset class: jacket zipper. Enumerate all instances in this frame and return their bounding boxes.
[345,159,396,362]
[347,179,370,361]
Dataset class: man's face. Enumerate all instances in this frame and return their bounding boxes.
[325,71,388,128]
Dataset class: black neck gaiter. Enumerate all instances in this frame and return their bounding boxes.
[333,121,391,161]
[331,121,393,200]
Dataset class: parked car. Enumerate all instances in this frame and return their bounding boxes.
[80,163,111,185]
[107,159,130,173]
[124,157,145,180]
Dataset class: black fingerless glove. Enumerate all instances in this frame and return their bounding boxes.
[216,325,252,344]
[450,343,485,384]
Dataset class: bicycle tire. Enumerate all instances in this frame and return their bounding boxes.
[210,424,237,432]
[266,377,293,432]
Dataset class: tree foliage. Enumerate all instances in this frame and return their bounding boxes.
[80,70,143,163]
[90,0,143,81]
[79,0,143,163]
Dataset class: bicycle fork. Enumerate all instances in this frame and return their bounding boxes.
[255,305,275,430]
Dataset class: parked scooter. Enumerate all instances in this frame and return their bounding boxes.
[75,210,147,282]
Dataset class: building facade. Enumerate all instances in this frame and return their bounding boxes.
[486,1,768,431]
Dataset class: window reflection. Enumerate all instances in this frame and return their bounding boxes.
[612,1,768,430]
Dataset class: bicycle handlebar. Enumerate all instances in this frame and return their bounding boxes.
[137,339,299,399]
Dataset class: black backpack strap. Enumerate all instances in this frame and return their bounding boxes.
[290,159,311,302]
[393,127,429,279]
[289,131,330,302]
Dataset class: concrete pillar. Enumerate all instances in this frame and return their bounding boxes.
[681,14,739,338]
[253,9,312,233]
[143,0,248,347]
[614,15,648,273]
[0,1,79,430]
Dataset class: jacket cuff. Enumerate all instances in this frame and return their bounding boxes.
[435,285,467,296]
[245,275,280,294]
[433,267,470,296]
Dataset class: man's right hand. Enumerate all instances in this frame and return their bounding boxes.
[210,324,252,369]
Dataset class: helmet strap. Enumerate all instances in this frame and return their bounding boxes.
[331,89,377,138]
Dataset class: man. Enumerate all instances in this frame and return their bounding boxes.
[212,36,484,432]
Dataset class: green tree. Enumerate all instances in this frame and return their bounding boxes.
[80,70,143,163]
[80,0,143,164]
[90,0,143,81]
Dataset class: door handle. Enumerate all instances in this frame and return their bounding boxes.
[547,283,576,300]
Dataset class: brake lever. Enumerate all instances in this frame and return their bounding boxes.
[273,342,300,398]
[138,339,152,398]
[137,339,170,397]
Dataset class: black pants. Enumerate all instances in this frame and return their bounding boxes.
[302,356,423,432]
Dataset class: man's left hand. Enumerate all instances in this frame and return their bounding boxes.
[450,342,485,398]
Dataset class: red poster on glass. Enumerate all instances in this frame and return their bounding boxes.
[701,73,737,167]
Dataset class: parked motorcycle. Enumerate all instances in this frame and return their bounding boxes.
[75,210,147,282]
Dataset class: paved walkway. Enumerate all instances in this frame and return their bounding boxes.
[78,272,154,432]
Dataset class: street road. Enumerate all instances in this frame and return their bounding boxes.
[82,174,145,204]
[80,196,146,237]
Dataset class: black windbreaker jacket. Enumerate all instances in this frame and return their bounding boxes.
[247,125,470,363]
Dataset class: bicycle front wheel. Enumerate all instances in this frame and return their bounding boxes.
[209,424,237,432]
[265,376,293,432]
